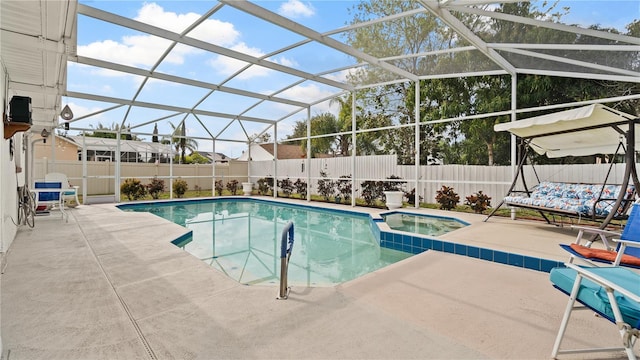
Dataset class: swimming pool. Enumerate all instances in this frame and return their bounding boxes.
[120,199,412,286]
[382,212,468,236]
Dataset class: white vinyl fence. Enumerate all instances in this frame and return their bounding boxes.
[250,155,632,203]
[36,155,632,205]
[34,159,249,196]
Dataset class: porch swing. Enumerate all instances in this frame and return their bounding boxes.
[484,104,640,229]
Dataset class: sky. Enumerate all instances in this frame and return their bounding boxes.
[65,0,639,158]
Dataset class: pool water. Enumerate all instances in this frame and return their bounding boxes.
[122,199,412,286]
[382,212,468,236]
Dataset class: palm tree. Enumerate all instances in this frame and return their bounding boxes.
[166,121,198,164]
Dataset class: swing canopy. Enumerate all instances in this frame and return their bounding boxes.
[494,104,639,158]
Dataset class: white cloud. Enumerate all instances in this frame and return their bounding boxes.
[78,3,240,68]
[323,69,352,83]
[278,0,315,18]
[63,101,109,126]
[78,32,197,68]
[135,2,239,46]
[208,43,297,80]
[280,84,334,104]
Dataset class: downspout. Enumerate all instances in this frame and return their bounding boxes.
[50,130,56,172]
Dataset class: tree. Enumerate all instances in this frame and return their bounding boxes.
[345,0,639,166]
[249,132,271,143]
[167,121,198,164]
[184,152,209,164]
[286,113,340,157]
[152,123,159,143]
[86,122,140,140]
[345,0,453,163]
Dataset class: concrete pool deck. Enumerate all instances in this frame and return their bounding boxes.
[2,197,635,359]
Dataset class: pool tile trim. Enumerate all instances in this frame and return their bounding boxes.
[379,228,563,273]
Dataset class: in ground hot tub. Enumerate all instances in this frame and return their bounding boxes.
[382,212,468,236]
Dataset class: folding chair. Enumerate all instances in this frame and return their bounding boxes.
[560,202,640,268]
[550,263,640,359]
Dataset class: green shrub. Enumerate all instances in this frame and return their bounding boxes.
[257,177,274,195]
[278,178,294,197]
[173,178,188,198]
[383,175,403,192]
[435,185,459,210]
[337,175,352,202]
[226,179,239,195]
[294,178,307,198]
[121,178,147,201]
[360,180,383,206]
[215,180,224,196]
[465,191,492,213]
[404,188,423,205]
[146,177,165,199]
[317,171,335,201]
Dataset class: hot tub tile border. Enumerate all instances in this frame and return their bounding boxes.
[379,229,562,273]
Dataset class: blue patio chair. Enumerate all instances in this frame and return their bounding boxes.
[33,181,68,222]
[560,201,640,268]
[45,172,79,205]
[550,263,640,359]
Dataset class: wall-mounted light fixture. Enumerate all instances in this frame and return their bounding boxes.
[41,128,50,143]
[60,104,73,120]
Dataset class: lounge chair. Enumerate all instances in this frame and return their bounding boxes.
[550,263,640,359]
[560,201,640,268]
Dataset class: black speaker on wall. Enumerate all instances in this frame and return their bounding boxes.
[9,96,32,124]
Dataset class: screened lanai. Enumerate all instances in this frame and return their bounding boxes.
[2,0,639,204]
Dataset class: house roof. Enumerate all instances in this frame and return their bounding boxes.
[69,135,173,154]
[259,143,305,160]
[194,151,229,162]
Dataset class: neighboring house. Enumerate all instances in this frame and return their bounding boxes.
[33,133,79,161]
[194,151,230,164]
[34,134,174,163]
[69,136,173,163]
[238,143,326,161]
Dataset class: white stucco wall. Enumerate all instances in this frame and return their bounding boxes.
[1,67,25,256]
[237,144,273,161]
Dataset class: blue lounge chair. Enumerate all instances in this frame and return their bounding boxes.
[561,201,640,268]
[550,263,640,359]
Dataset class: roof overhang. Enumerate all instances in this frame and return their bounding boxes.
[494,104,639,158]
[1,0,77,132]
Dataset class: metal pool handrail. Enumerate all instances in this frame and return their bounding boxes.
[278,221,295,299]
